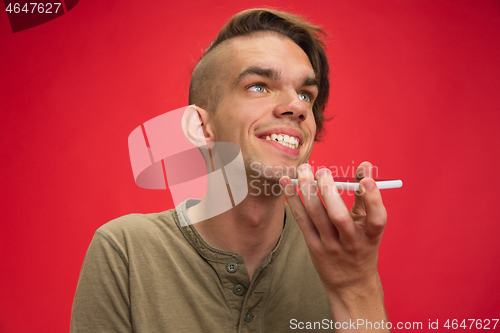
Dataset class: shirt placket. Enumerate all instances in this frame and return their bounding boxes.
[211,258,271,333]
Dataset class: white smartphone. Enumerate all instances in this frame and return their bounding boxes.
[291,177,403,191]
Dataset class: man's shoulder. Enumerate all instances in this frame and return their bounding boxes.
[95,208,182,250]
[99,209,174,231]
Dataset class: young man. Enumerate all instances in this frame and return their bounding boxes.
[71,9,389,332]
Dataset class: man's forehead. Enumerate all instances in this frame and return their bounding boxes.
[228,33,309,60]
[222,33,316,81]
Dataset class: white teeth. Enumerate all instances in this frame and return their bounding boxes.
[263,133,300,149]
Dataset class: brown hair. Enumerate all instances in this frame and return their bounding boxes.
[189,8,330,138]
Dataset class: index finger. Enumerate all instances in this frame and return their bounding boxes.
[279,176,321,244]
[358,177,387,238]
[315,168,357,241]
[352,161,372,216]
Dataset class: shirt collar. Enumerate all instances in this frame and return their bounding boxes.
[173,199,294,267]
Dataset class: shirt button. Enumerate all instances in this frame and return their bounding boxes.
[233,284,245,296]
[226,262,238,273]
[245,311,254,323]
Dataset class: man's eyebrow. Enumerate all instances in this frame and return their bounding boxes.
[233,66,281,86]
[301,77,318,88]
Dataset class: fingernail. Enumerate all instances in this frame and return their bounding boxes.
[316,168,330,178]
[298,164,309,176]
[364,180,374,190]
[280,178,289,187]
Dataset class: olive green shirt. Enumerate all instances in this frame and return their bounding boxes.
[71,200,333,332]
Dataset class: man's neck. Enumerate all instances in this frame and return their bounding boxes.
[190,190,286,280]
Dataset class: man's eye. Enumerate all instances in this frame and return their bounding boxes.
[298,92,311,102]
[248,84,267,93]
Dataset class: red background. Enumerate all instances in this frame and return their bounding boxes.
[1,1,499,332]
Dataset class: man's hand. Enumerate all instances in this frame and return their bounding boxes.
[280,162,389,332]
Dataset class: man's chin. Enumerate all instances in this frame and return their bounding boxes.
[247,175,280,185]
[245,163,299,198]
[247,177,285,198]
[246,161,299,181]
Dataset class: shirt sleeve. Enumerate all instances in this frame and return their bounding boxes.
[70,230,132,332]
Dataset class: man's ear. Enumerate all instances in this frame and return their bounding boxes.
[181,105,213,147]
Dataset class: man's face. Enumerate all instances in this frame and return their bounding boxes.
[210,33,318,184]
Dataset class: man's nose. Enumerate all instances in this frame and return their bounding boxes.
[272,89,308,122]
